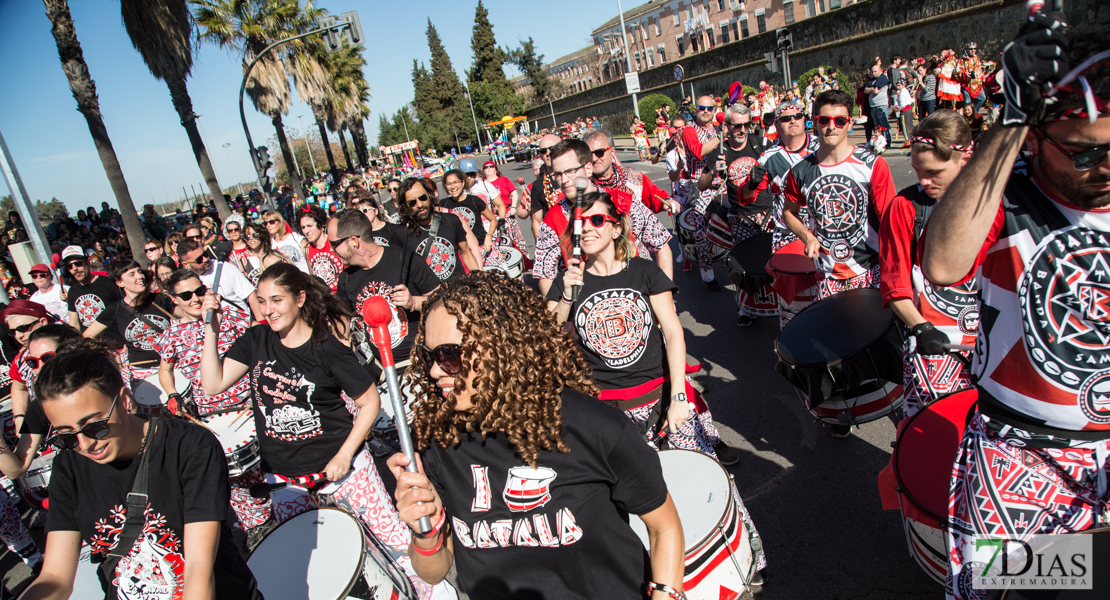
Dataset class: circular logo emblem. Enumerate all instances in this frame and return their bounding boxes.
[1019,227,1110,393]
[309,252,341,288]
[75,294,106,327]
[575,289,653,368]
[125,314,170,351]
[1079,371,1110,424]
[451,207,476,230]
[958,306,980,337]
[416,237,457,280]
[810,173,868,248]
[921,278,980,336]
[831,241,851,261]
[727,156,759,189]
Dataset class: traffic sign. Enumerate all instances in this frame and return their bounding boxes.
[674,65,685,81]
[625,72,641,94]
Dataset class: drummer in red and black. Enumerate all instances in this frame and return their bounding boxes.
[758,100,821,254]
[878,110,978,419]
[920,19,1109,600]
[398,178,479,283]
[300,206,346,293]
[679,95,727,285]
[782,90,897,300]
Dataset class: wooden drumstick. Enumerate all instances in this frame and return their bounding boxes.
[183,413,213,432]
[228,408,250,427]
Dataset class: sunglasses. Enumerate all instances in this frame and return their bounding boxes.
[591,147,612,159]
[226,227,241,233]
[65,260,86,270]
[172,284,207,301]
[144,246,160,252]
[181,254,209,266]
[696,105,716,112]
[406,194,429,208]
[416,343,463,376]
[45,394,119,451]
[538,147,553,155]
[584,214,620,227]
[816,115,850,128]
[25,351,55,370]
[185,234,202,240]
[330,235,353,250]
[10,321,41,334]
[388,187,400,193]
[31,272,51,279]
[264,219,280,226]
[245,233,260,240]
[728,121,751,131]
[1036,129,1110,171]
[778,113,805,124]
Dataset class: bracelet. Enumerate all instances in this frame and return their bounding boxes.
[412,529,445,556]
[646,582,686,600]
[410,506,447,539]
[560,292,573,304]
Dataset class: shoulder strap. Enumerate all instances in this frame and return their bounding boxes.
[98,418,164,581]
[419,213,442,260]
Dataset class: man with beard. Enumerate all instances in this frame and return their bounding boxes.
[177,239,263,324]
[62,245,121,332]
[679,95,726,288]
[397,179,478,283]
[533,140,671,298]
[527,134,565,239]
[329,208,439,377]
[921,18,1110,599]
[300,205,346,293]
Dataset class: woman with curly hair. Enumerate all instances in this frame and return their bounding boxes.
[388,270,684,600]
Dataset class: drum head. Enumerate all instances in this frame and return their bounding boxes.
[202,411,256,454]
[248,508,365,599]
[776,288,895,367]
[678,208,698,232]
[132,375,166,407]
[729,232,774,283]
[628,449,732,551]
[894,388,978,523]
[770,240,818,275]
[71,545,107,600]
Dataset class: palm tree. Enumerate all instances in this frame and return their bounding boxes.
[192,0,308,203]
[121,0,231,220]
[42,0,147,265]
[317,42,369,173]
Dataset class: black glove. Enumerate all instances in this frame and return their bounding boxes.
[747,165,767,191]
[911,321,950,356]
[999,11,1070,127]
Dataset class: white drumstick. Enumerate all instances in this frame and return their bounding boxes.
[947,343,975,352]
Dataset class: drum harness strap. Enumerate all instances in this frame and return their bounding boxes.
[98,417,166,580]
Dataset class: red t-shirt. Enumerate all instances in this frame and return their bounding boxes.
[304,243,346,293]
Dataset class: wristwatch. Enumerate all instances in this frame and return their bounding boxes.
[672,392,688,403]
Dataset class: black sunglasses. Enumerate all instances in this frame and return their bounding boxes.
[778,113,805,124]
[245,233,259,240]
[10,321,41,334]
[264,219,280,225]
[1035,129,1110,172]
[416,343,463,376]
[172,284,207,301]
[591,147,611,159]
[45,394,119,451]
[144,246,160,252]
[25,351,55,370]
[816,115,850,128]
[182,253,209,266]
[64,260,86,270]
[407,194,429,208]
[185,234,202,240]
[330,235,353,250]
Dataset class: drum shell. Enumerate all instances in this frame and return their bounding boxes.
[203,411,260,478]
[19,453,54,491]
[807,379,902,425]
[726,233,774,296]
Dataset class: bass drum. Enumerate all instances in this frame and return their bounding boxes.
[132,371,193,417]
[727,231,777,318]
[677,208,728,265]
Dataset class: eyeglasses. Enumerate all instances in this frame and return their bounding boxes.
[25,351,55,370]
[728,121,751,131]
[172,284,207,301]
[1035,129,1110,171]
[388,187,400,193]
[553,164,584,180]
[245,234,259,240]
[815,115,850,128]
[416,343,463,376]
[778,113,805,124]
[64,260,86,270]
[538,147,554,155]
[45,394,119,451]
[591,147,612,159]
[185,234,202,240]
[330,235,354,250]
[264,219,280,226]
[696,105,716,112]
[226,227,241,233]
[406,194,429,208]
[144,246,160,252]
[31,272,50,279]
[584,214,620,228]
[10,321,41,334]
[181,254,209,267]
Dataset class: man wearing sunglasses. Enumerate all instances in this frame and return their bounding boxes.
[28,263,69,323]
[61,244,122,332]
[759,101,821,257]
[863,62,893,148]
[586,129,680,217]
[527,133,566,239]
[782,90,896,301]
[920,19,1110,598]
[178,239,264,324]
[677,96,726,285]
[398,179,479,282]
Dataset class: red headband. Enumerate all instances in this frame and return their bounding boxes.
[912,135,973,153]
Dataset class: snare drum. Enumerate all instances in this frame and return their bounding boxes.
[629,450,755,599]
[775,288,905,425]
[0,398,16,449]
[677,209,728,264]
[891,388,977,584]
[726,232,777,318]
[248,507,415,600]
[132,371,193,416]
[768,239,819,326]
[202,410,260,478]
[482,246,524,280]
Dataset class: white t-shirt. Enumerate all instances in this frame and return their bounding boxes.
[199,261,255,316]
[468,180,501,207]
[31,284,69,323]
[271,232,309,273]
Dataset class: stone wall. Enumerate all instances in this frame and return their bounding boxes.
[526,0,1107,133]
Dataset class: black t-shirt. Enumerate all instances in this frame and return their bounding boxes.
[68,274,123,330]
[441,195,489,242]
[373,222,408,249]
[716,140,770,216]
[422,389,668,600]
[225,326,373,476]
[530,171,556,214]
[46,418,261,599]
[403,212,469,283]
[336,246,440,366]
[21,399,50,436]
[547,258,676,389]
[95,296,175,365]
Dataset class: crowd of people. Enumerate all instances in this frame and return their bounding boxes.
[0,10,1104,600]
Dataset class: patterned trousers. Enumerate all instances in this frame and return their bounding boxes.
[0,478,41,568]
[815,264,881,301]
[901,340,974,419]
[229,466,273,530]
[946,413,1109,600]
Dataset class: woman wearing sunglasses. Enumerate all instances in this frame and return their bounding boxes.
[238,222,287,285]
[22,346,263,599]
[5,300,60,434]
[389,271,685,600]
[82,260,176,384]
[262,211,310,274]
[222,212,251,267]
[199,263,449,599]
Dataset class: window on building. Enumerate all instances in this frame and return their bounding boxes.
[717,0,726,10]
[655,16,662,35]
[645,48,653,66]
[658,44,667,63]
[707,27,715,47]
[634,51,641,70]
[784,0,795,24]
[755,8,766,33]
[719,20,730,43]
[830,0,841,7]
[739,16,749,38]
[732,19,740,40]
[691,33,700,52]
[818,0,826,11]
[676,35,685,55]
[673,8,680,26]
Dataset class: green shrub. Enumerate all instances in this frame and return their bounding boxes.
[638,94,677,133]
[797,66,851,94]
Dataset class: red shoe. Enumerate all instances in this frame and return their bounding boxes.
[901,142,911,148]
[682,260,693,272]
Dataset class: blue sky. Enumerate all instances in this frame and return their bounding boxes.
[0,0,611,215]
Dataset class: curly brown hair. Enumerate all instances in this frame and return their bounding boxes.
[406,271,599,467]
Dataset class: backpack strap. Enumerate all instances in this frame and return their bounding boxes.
[419,213,443,260]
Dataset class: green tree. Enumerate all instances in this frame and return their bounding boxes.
[121,0,230,220]
[466,0,522,127]
[0,196,14,217]
[35,198,68,223]
[507,37,558,106]
[422,20,467,150]
[43,0,146,264]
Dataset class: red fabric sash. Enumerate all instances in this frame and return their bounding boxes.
[596,363,709,413]
[542,187,640,266]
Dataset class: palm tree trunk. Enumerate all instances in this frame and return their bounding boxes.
[166,77,230,221]
[314,117,337,180]
[352,121,369,168]
[271,114,307,204]
[43,0,147,266]
[337,128,352,171]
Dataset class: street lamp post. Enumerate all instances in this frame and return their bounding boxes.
[398,111,412,143]
[461,81,483,154]
[297,115,319,179]
[617,0,640,119]
[222,143,244,196]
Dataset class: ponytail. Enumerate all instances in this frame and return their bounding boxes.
[257,262,352,343]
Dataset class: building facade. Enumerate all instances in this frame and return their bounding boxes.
[512,46,607,100]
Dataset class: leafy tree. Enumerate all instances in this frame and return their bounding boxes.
[35,198,69,223]
[0,196,14,217]
[466,1,522,125]
[638,94,676,133]
[507,37,559,106]
[422,20,468,149]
